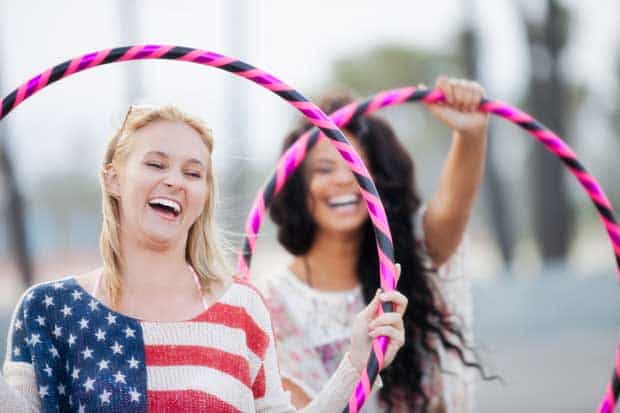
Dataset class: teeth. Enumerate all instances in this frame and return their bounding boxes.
[328,194,360,207]
[149,198,181,214]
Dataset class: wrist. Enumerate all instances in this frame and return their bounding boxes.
[346,351,364,374]
[455,125,488,140]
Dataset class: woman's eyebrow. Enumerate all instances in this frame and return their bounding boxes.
[313,157,337,164]
[185,158,206,168]
[144,150,168,158]
[144,151,205,168]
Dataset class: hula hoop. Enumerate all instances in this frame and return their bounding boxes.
[238,86,620,413]
[0,45,393,413]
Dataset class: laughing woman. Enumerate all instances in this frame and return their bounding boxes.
[1,105,407,412]
[264,77,489,412]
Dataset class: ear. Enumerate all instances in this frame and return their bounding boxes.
[102,164,121,198]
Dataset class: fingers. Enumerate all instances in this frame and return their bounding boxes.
[369,325,405,342]
[435,76,485,112]
[360,289,381,318]
[462,81,476,112]
[466,80,485,111]
[369,313,404,343]
[453,80,467,111]
[369,312,403,332]
[435,76,452,105]
[379,289,408,315]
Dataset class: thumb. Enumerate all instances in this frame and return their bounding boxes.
[361,289,381,319]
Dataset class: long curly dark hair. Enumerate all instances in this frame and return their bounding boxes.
[270,94,489,411]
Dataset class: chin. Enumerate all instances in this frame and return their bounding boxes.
[323,218,368,235]
[141,229,185,249]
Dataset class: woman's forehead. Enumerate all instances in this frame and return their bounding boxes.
[308,133,367,164]
[129,120,211,162]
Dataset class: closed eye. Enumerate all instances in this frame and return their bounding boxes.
[313,167,334,174]
[146,162,164,169]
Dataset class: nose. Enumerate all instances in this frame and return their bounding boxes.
[333,164,356,186]
[162,169,184,189]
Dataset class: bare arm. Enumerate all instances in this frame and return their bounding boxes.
[422,77,488,266]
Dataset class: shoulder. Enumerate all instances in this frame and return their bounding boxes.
[16,276,78,313]
[226,277,270,310]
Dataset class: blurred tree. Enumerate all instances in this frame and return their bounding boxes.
[523,0,575,265]
[461,16,516,269]
[332,46,463,96]
[0,74,34,287]
[31,169,101,251]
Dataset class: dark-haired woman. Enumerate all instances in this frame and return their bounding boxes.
[262,77,488,412]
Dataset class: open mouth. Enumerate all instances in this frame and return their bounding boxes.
[148,197,182,219]
[327,194,362,209]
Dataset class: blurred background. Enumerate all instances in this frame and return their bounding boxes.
[0,1,618,411]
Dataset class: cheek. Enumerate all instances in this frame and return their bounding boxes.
[121,165,152,195]
[307,174,329,200]
[188,183,209,213]
[306,178,324,213]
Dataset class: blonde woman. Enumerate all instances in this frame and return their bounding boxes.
[1,105,407,412]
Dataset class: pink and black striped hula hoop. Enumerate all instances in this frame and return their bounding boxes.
[238,86,620,413]
[0,44,394,413]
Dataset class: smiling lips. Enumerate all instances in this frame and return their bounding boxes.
[327,194,362,211]
[148,197,182,220]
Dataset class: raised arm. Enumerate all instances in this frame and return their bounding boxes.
[422,77,488,267]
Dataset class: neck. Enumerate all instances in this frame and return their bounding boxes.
[116,230,192,291]
[292,227,363,291]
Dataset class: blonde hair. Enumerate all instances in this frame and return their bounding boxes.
[99,105,231,306]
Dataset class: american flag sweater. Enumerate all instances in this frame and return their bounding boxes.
[1,277,361,412]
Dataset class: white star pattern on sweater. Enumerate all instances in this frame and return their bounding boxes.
[60,305,72,317]
[129,387,141,403]
[81,347,94,360]
[124,326,136,338]
[106,312,117,325]
[113,371,126,384]
[97,359,110,371]
[99,388,112,405]
[49,345,60,358]
[71,290,83,301]
[111,341,123,355]
[38,385,49,398]
[83,377,95,392]
[42,295,54,308]
[78,318,89,330]
[94,328,106,341]
[127,356,140,369]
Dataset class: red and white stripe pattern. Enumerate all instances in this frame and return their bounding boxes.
[140,279,278,412]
